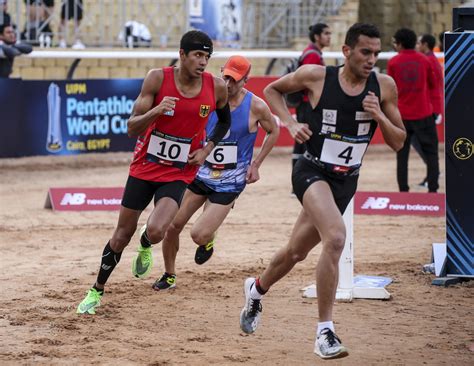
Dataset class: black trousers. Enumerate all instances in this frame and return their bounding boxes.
[397,115,439,192]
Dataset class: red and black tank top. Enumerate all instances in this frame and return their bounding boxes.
[129,67,216,183]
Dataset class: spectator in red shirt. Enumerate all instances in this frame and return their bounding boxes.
[388,28,439,193]
[413,34,444,187]
[292,23,331,192]
[417,34,443,119]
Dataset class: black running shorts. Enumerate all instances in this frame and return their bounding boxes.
[187,178,239,206]
[121,175,187,211]
[292,158,358,215]
[61,0,83,20]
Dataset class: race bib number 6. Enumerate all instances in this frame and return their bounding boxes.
[205,141,238,170]
[146,130,192,169]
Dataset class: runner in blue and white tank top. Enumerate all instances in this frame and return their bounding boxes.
[157,56,279,288]
[196,90,257,193]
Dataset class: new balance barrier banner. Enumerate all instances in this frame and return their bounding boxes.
[45,187,124,211]
[354,191,445,217]
[444,32,474,277]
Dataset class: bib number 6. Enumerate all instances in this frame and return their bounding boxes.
[212,147,224,163]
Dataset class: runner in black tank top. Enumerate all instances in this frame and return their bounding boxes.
[239,23,406,360]
[305,65,380,165]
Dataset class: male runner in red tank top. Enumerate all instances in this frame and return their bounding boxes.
[77,30,230,315]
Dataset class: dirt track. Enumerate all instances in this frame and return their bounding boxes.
[1,145,473,365]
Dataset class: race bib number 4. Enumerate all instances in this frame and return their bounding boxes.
[320,136,368,167]
[146,131,192,169]
[205,142,238,170]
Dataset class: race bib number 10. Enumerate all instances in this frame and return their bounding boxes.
[147,130,192,169]
[205,141,238,170]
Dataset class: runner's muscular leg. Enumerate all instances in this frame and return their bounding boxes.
[301,181,346,322]
[110,206,142,252]
[190,200,234,246]
[162,190,207,274]
[146,197,180,244]
[259,208,321,291]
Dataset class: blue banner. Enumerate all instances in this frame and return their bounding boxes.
[189,0,242,47]
[0,79,142,157]
[444,32,474,277]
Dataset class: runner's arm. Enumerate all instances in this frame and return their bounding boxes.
[207,77,230,147]
[127,69,178,137]
[246,96,279,183]
[364,74,406,152]
[264,65,322,143]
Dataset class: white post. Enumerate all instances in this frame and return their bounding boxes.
[336,199,354,301]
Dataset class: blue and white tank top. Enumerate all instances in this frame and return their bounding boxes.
[197,91,257,193]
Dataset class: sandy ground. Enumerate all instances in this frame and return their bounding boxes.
[0,144,472,366]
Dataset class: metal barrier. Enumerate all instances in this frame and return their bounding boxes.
[7,0,344,48]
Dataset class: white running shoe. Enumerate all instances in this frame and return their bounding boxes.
[314,328,349,359]
[239,277,262,334]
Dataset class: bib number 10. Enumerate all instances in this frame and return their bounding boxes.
[146,131,191,168]
[156,140,181,160]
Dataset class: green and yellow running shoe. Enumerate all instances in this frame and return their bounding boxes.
[76,288,103,315]
[194,237,214,265]
[152,272,176,291]
[132,245,153,279]
[132,225,153,279]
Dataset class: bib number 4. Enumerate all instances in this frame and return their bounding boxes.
[320,138,367,167]
[337,146,354,164]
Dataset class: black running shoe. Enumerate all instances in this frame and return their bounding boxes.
[152,272,176,291]
[418,178,428,188]
[194,239,214,265]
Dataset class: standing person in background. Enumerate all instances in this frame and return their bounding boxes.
[388,28,439,193]
[22,0,54,44]
[0,0,12,27]
[58,0,85,49]
[240,23,405,360]
[291,23,331,194]
[76,30,230,315]
[414,33,444,187]
[144,55,279,290]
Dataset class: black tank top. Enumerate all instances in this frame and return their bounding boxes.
[304,65,380,174]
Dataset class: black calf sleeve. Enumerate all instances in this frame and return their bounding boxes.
[140,228,152,248]
[96,241,123,286]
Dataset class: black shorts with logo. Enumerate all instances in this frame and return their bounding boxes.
[292,158,358,215]
[121,175,187,211]
[187,178,239,206]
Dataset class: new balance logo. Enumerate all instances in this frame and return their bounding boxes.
[60,193,86,205]
[101,264,112,271]
[361,197,390,209]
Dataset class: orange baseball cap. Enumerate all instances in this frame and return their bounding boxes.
[222,55,251,82]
